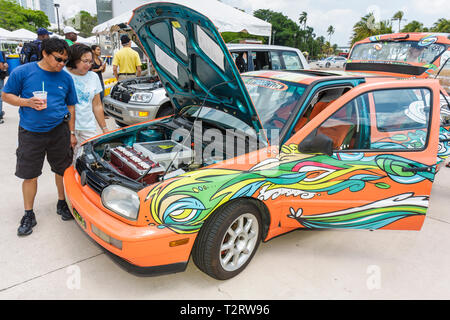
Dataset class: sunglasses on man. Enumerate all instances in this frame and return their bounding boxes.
[51,53,68,64]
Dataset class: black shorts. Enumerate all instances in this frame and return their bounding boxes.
[15,121,73,179]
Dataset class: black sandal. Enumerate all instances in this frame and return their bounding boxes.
[446,162,450,168]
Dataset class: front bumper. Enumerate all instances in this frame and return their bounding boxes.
[103,96,159,126]
[63,166,196,276]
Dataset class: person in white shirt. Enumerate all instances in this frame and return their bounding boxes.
[65,43,109,158]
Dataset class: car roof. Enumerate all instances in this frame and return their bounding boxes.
[242,69,414,85]
[354,32,450,45]
[226,43,302,52]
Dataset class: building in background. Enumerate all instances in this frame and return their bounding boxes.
[96,0,113,24]
[96,0,153,24]
[16,0,56,24]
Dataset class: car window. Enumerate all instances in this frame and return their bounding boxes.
[281,51,303,70]
[242,76,307,137]
[270,51,282,70]
[252,51,271,70]
[315,88,432,151]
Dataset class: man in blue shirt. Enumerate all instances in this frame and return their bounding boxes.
[2,38,79,236]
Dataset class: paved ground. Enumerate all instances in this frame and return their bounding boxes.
[1,74,450,300]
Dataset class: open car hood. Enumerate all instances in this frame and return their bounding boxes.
[128,2,265,135]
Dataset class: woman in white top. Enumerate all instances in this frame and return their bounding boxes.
[66,44,109,157]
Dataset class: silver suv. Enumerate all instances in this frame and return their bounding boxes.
[104,44,310,126]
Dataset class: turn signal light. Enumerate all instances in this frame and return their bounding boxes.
[169,238,189,247]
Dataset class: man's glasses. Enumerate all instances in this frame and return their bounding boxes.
[51,54,68,64]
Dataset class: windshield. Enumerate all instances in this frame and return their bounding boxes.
[242,76,307,132]
[350,41,447,65]
[181,77,307,141]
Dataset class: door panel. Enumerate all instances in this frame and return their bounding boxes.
[273,80,441,231]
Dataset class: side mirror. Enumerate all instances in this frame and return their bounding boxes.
[298,133,333,156]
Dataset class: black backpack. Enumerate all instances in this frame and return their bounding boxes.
[0,51,7,80]
[20,41,42,64]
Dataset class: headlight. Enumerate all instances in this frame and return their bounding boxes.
[130,92,153,103]
[101,185,140,220]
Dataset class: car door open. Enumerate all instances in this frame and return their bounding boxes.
[280,79,442,231]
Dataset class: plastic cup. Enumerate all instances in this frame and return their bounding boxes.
[32,91,47,109]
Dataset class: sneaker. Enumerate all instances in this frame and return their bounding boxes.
[17,211,37,236]
[57,201,74,221]
[0,119,4,124]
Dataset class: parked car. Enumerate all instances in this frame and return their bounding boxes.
[103,44,309,127]
[346,32,450,92]
[317,56,347,68]
[64,2,450,280]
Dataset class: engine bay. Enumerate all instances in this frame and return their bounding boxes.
[77,115,261,192]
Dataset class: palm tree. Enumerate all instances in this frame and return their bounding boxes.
[350,13,393,46]
[392,11,405,33]
[401,20,424,32]
[431,18,450,33]
[327,25,335,44]
[299,11,308,31]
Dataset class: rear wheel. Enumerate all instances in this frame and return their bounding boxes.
[192,200,262,280]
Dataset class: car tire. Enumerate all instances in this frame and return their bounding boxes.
[326,62,330,68]
[156,104,174,118]
[192,200,262,280]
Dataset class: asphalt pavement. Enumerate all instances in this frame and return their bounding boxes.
[1,72,450,300]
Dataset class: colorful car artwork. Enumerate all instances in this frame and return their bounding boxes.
[63,2,447,280]
[346,32,450,93]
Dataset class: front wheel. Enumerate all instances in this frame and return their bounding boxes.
[192,201,262,280]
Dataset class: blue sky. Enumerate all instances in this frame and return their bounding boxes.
[57,0,449,47]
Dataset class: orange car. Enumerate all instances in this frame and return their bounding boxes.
[63,3,450,280]
[346,32,450,92]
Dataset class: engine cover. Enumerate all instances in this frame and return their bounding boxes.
[110,146,164,184]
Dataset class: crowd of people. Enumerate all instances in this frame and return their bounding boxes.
[0,25,144,237]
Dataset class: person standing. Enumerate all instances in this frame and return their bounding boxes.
[19,28,52,64]
[1,38,79,236]
[112,34,142,81]
[90,44,106,101]
[66,44,108,157]
[16,43,23,55]
[63,26,79,46]
[0,51,8,124]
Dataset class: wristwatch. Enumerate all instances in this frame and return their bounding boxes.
[70,131,75,135]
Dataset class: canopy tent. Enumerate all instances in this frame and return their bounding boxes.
[0,27,14,40]
[7,29,36,41]
[77,35,97,45]
[92,0,272,38]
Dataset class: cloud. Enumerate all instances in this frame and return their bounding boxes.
[412,0,450,15]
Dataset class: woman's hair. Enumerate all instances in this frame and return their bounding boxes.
[91,44,100,51]
[67,43,93,68]
[41,37,69,56]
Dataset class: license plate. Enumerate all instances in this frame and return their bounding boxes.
[73,208,86,229]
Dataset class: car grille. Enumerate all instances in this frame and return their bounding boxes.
[104,103,123,115]
[75,158,109,195]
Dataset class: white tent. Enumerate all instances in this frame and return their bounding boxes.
[0,27,14,40]
[93,0,272,37]
[77,35,97,45]
[8,29,37,41]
